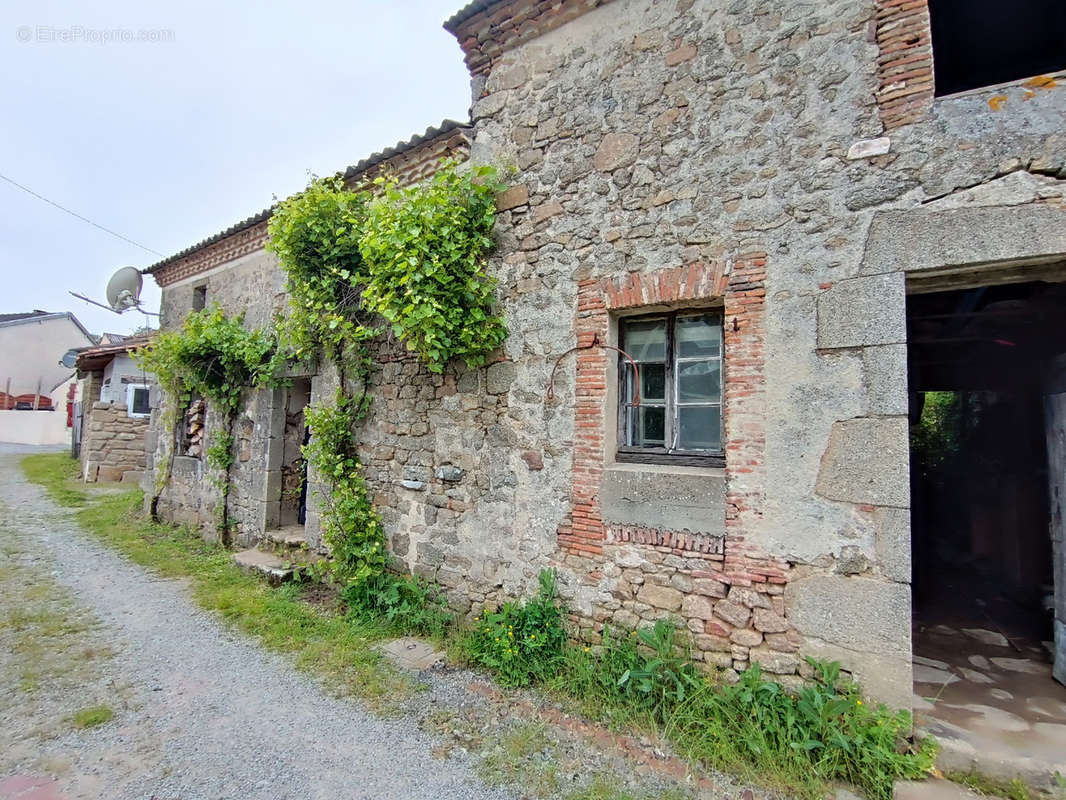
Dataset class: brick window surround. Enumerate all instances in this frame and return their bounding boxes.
[557,256,767,557]
[875,0,935,130]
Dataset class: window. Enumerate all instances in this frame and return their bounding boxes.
[617,311,723,465]
[929,0,1066,96]
[127,384,151,418]
[192,284,207,311]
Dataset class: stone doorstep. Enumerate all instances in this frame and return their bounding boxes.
[894,778,982,800]
[263,527,308,549]
[924,726,1066,793]
[233,548,295,585]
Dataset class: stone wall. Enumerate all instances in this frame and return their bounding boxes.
[81,401,149,483]
[146,0,1066,705]
[146,127,474,547]
[451,0,1066,705]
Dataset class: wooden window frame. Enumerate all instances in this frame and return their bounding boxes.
[616,310,725,468]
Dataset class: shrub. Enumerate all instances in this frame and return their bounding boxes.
[344,572,453,638]
[465,569,566,686]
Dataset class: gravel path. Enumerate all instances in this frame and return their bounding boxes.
[0,445,516,800]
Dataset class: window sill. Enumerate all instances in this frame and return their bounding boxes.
[605,460,725,478]
[933,69,1066,101]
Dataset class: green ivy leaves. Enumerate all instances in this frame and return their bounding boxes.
[267,163,508,375]
[359,165,507,371]
[138,305,278,421]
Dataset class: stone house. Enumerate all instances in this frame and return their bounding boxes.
[143,0,1066,710]
[76,335,154,483]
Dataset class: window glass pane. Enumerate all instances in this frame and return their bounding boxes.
[623,318,667,362]
[638,363,665,402]
[628,405,665,447]
[677,314,721,358]
[678,405,721,451]
[132,388,151,415]
[677,361,720,402]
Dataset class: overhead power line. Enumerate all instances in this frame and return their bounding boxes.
[0,171,164,257]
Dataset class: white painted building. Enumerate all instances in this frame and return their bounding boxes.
[0,311,95,445]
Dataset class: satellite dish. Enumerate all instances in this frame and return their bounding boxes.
[61,349,80,369]
[105,266,143,313]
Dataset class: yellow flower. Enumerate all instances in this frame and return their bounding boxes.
[856,700,863,706]
[583,647,590,653]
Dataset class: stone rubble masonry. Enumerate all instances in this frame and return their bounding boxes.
[874,0,934,130]
[80,401,149,483]
[147,0,1066,706]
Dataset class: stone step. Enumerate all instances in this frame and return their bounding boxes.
[894,779,982,800]
[264,526,308,551]
[233,548,295,584]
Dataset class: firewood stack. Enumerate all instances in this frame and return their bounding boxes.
[184,398,206,457]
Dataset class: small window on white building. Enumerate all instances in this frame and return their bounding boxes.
[127,384,151,418]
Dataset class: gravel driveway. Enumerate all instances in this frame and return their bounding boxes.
[0,445,516,800]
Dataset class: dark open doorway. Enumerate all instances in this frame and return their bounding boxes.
[907,279,1066,775]
[278,378,311,529]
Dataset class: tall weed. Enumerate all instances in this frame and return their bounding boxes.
[344,572,453,639]
[464,569,567,686]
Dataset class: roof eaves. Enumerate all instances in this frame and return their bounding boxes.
[0,311,93,341]
[143,119,472,277]
[0,310,50,324]
[443,0,504,31]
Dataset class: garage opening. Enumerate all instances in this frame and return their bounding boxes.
[907,279,1066,771]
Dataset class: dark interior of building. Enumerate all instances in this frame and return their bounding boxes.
[908,280,1065,641]
[928,0,1066,96]
[907,279,1066,754]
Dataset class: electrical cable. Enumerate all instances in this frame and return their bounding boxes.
[0,171,164,257]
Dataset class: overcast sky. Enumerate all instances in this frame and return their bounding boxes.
[0,0,472,336]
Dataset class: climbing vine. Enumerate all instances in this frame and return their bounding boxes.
[265,176,374,365]
[264,161,507,585]
[138,306,278,540]
[144,163,506,584]
[360,164,507,371]
[302,391,385,583]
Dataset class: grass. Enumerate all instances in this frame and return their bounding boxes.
[21,452,932,800]
[0,504,117,735]
[478,722,562,795]
[73,705,114,729]
[564,776,688,800]
[21,453,88,507]
[944,770,1066,800]
[22,453,412,707]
